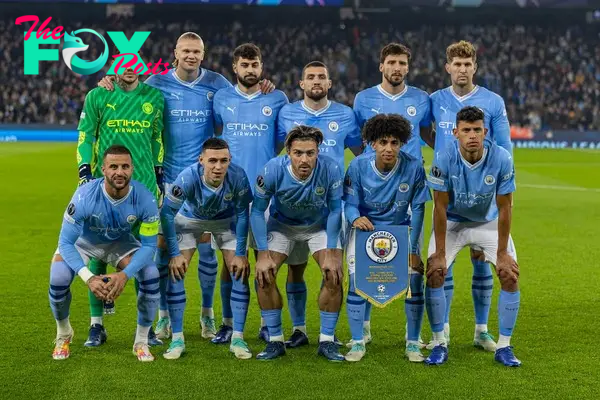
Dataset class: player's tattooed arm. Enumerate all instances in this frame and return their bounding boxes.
[496,193,518,285]
[97,75,116,91]
[420,124,435,149]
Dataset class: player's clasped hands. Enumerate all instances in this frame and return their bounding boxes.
[322,250,343,287]
[169,254,189,282]
[352,216,375,231]
[426,251,447,281]
[103,272,129,301]
[87,275,110,300]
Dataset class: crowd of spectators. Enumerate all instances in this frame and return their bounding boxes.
[1,15,598,131]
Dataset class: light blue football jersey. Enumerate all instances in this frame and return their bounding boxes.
[430,85,512,155]
[145,69,232,182]
[164,162,253,221]
[61,179,159,245]
[254,154,343,227]
[213,85,288,191]
[353,84,431,160]
[427,140,515,223]
[277,100,361,173]
[343,152,429,226]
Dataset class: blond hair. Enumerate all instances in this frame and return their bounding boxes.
[446,40,477,64]
[173,32,204,68]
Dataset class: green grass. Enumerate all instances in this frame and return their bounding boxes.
[1,143,599,399]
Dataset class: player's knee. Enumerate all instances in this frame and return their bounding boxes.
[138,264,160,285]
[49,260,74,287]
[470,248,485,262]
[426,266,445,288]
[116,254,134,271]
[498,270,519,291]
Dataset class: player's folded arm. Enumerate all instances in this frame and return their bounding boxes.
[58,220,89,280]
[234,206,250,256]
[249,196,270,251]
[122,231,158,279]
[160,205,181,258]
[326,198,342,249]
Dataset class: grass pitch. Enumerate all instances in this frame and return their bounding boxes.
[1,143,599,399]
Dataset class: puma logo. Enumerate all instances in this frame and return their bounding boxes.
[440,106,447,113]
[106,103,117,111]
[371,108,381,114]
[227,106,236,114]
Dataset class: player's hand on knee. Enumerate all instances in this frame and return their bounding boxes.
[255,256,277,288]
[352,216,375,232]
[426,252,447,281]
[169,255,188,282]
[259,79,275,94]
[322,252,343,287]
[231,255,250,281]
[98,75,116,91]
[87,276,109,300]
[104,272,128,301]
[496,251,519,283]
[410,253,424,275]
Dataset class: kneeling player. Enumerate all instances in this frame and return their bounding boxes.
[425,106,521,367]
[343,114,429,362]
[251,125,344,361]
[49,146,160,362]
[159,138,253,360]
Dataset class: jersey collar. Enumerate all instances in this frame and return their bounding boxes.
[301,100,331,116]
[286,164,314,185]
[172,67,205,88]
[370,157,400,180]
[201,175,223,193]
[450,85,479,102]
[376,84,408,101]
[459,147,488,170]
[234,85,262,100]
[101,182,133,206]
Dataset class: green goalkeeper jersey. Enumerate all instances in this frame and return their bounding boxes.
[76,82,165,199]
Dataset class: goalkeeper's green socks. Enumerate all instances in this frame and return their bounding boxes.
[88,258,107,325]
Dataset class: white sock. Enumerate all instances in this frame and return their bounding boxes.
[406,340,420,347]
[432,331,447,346]
[135,325,150,345]
[352,339,366,347]
[223,318,233,327]
[159,309,169,319]
[261,317,266,327]
[270,334,284,342]
[201,307,214,318]
[172,332,184,342]
[292,325,307,334]
[232,331,244,340]
[475,324,488,334]
[56,318,72,337]
[91,316,103,326]
[497,334,511,349]
[363,321,371,330]
[444,323,450,336]
[319,334,335,343]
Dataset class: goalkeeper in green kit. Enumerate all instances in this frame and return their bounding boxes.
[76,64,165,347]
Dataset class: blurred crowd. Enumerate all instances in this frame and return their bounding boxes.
[1,16,599,131]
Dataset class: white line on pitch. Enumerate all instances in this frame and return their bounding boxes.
[519,184,600,193]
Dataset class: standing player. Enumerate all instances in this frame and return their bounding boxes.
[424,106,520,367]
[50,145,160,362]
[251,126,344,361]
[276,61,362,348]
[343,114,429,362]
[77,64,165,347]
[423,40,512,350]
[159,139,253,360]
[352,43,432,345]
[211,43,288,346]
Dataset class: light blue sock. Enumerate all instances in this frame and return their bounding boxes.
[499,290,520,337]
[426,286,446,334]
[405,273,424,341]
[49,260,75,321]
[472,259,493,325]
[320,311,339,338]
[444,262,455,324]
[364,302,372,322]
[166,275,186,334]
[261,309,282,338]
[221,280,233,320]
[197,242,217,309]
[136,264,160,327]
[231,273,250,334]
[347,274,366,341]
[155,248,169,313]
[286,282,307,328]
